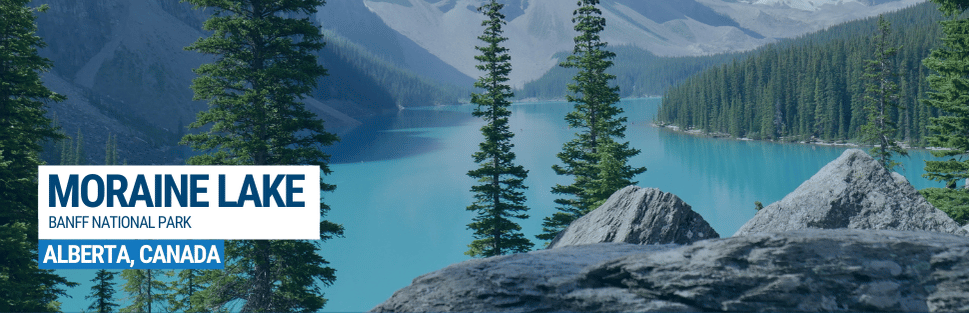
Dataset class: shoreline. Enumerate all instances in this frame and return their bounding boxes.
[652,122,942,151]
[512,96,661,103]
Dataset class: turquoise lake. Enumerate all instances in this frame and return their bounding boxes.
[56,97,948,312]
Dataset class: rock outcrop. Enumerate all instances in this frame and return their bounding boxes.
[735,149,967,236]
[548,186,719,249]
[372,229,969,312]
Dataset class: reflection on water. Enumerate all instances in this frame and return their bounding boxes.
[327,107,475,164]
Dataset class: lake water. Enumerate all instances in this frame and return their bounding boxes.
[57,97,947,312]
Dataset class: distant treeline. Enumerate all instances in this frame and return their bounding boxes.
[657,2,943,144]
[517,45,747,99]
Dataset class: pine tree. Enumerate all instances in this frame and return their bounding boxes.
[58,132,72,165]
[586,141,636,209]
[654,3,947,145]
[86,270,120,313]
[920,0,969,223]
[181,0,343,311]
[0,1,76,311]
[105,133,119,165]
[57,129,87,165]
[120,269,168,313]
[74,129,85,165]
[465,0,533,258]
[167,269,207,313]
[923,0,969,187]
[862,15,908,170]
[539,0,646,242]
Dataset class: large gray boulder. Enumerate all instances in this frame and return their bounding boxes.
[735,149,967,236]
[372,243,681,312]
[371,229,969,312]
[548,186,719,249]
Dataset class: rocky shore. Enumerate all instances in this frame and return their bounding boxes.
[372,149,969,312]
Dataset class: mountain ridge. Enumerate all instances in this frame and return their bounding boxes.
[31,0,461,165]
[356,0,925,87]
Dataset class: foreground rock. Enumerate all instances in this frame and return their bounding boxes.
[548,186,719,249]
[736,149,967,236]
[372,229,969,312]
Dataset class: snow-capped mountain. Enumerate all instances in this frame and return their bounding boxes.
[736,0,860,11]
[697,0,924,38]
[340,0,924,87]
[732,0,904,12]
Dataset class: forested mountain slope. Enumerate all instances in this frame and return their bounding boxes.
[314,31,467,117]
[656,2,942,145]
[517,46,749,99]
[30,0,461,165]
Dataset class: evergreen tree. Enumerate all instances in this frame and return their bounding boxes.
[0,1,76,311]
[923,0,969,187]
[920,0,969,224]
[57,129,86,165]
[105,133,119,165]
[120,269,168,313]
[86,269,120,313]
[920,187,969,224]
[539,0,646,242]
[465,0,533,258]
[58,132,72,165]
[586,141,637,208]
[73,129,85,165]
[166,269,207,313]
[862,15,908,170]
[182,0,343,311]
[656,3,945,145]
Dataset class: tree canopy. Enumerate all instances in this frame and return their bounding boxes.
[861,15,908,170]
[86,270,120,313]
[465,0,533,258]
[0,1,75,311]
[540,0,646,243]
[182,0,343,311]
[657,3,943,144]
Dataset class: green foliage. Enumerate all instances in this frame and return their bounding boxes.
[181,0,343,311]
[465,0,533,258]
[923,0,969,189]
[862,16,908,171]
[586,141,638,209]
[932,0,969,16]
[86,270,120,313]
[56,129,88,165]
[0,223,73,312]
[209,239,339,312]
[539,0,646,243]
[120,269,168,313]
[754,201,764,211]
[920,188,969,225]
[105,133,119,165]
[657,3,943,144]
[167,269,207,313]
[0,1,76,311]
